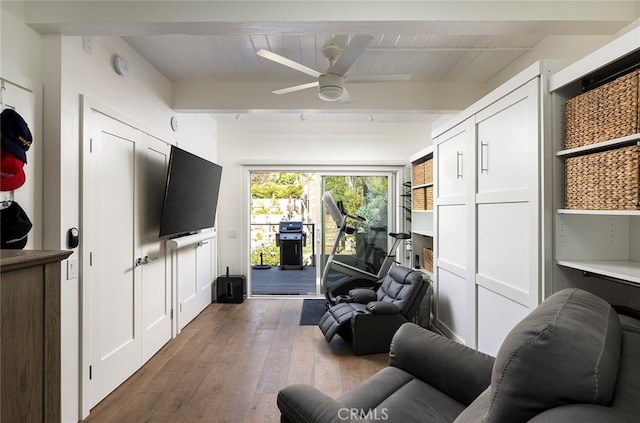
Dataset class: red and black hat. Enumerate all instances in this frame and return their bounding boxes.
[0,150,26,191]
[1,109,32,164]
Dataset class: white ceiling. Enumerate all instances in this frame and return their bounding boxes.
[123,32,543,85]
[20,0,640,119]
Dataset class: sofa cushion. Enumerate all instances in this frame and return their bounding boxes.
[484,288,622,423]
[339,367,467,423]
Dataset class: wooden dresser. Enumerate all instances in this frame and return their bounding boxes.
[0,249,72,423]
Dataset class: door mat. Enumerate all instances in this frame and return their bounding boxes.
[299,299,328,326]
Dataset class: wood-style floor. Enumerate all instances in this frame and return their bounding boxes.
[82,299,389,423]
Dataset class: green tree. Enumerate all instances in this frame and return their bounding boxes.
[324,176,388,232]
[251,172,305,199]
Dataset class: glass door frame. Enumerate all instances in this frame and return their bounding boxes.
[243,164,404,299]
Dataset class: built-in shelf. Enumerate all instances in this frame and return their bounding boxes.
[416,268,434,279]
[557,209,640,216]
[412,182,434,189]
[556,133,640,158]
[412,230,434,237]
[557,260,640,285]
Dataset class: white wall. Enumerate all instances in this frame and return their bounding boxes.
[215,118,430,277]
[486,35,615,92]
[2,9,217,421]
[1,5,44,244]
[52,35,216,422]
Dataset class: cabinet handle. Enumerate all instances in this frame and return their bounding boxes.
[456,151,463,179]
[480,141,489,174]
[135,255,158,266]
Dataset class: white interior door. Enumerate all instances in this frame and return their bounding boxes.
[84,110,173,409]
[87,111,142,407]
[140,135,172,362]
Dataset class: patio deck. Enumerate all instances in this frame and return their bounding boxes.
[250,264,318,295]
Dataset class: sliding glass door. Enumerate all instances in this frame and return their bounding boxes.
[246,166,398,298]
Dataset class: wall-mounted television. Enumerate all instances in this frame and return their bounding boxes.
[159,145,223,239]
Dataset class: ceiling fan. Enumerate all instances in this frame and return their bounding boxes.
[256,35,411,102]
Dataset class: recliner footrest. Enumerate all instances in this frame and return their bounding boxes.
[319,302,366,342]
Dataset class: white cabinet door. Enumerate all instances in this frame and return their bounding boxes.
[436,267,469,344]
[437,205,466,270]
[434,117,475,345]
[176,238,214,331]
[476,202,532,303]
[474,78,541,352]
[477,286,530,356]
[476,79,539,198]
[436,118,474,201]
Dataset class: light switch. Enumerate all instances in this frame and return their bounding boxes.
[67,258,78,280]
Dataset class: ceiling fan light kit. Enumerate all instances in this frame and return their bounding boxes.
[318,74,344,101]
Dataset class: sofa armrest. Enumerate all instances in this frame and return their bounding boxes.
[389,323,495,405]
[348,288,377,304]
[278,384,366,423]
[365,301,399,314]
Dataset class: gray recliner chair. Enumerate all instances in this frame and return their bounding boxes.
[280,288,640,422]
[318,265,431,355]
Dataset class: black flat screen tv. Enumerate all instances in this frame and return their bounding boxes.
[159,145,223,238]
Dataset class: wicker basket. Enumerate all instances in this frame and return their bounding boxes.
[413,187,426,210]
[422,248,433,272]
[413,162,425,186]
[423,159,434,184]
[425,186,434,210]
[565,145,640,210]
[564,70,640,149]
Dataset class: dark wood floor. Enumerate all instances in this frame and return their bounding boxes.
[82,299,388,423]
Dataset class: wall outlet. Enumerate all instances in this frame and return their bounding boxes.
[67,258,78,280]
[83,37,93,54]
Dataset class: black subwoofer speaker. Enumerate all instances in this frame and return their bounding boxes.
[216,267,245,303]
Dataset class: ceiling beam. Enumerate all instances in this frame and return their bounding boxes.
[23,1,639,36]
[171,81,487,113]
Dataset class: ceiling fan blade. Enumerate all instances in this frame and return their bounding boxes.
[257,49,322,78]
[272,81,319,95]
[328,35,375,76]
[338,88,353,104]
[345,74,412,83]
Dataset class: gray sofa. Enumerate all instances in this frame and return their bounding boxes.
[277,288,640,422]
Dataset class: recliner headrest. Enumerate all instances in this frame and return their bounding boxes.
[388,266,413,284]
